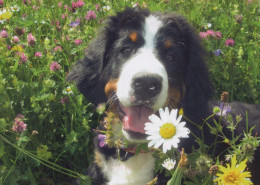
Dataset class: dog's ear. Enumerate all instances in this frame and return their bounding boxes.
[182,23,214,122]
[66,28,114,105]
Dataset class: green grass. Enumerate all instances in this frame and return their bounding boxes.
[0,0,259,184]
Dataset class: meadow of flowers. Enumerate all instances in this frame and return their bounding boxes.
[0,0,259,184]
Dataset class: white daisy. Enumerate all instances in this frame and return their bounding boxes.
[144,107,190,153]
[162,158,176,171]
[11,5,20,12]
[102,5,110,12]
[63,86,73,95]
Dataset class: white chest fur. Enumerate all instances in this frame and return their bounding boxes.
[101,152,155,185]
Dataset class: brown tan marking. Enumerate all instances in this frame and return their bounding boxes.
[104,79,118,98]
[129,31,138,43]
[164,39,172,49]
[94,151,104,168]
[165,85,185,108]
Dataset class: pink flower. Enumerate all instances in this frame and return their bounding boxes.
[6,45,11,50]
[22,0,31,5]
[199,32,207,39]
[85,10,97,20]
[76,0,85,8]
[27,33,36,46]
[0,30,9,38]
[61,14,66,19]
[14,27,25,36]
[206,30,215,37]
[58,2,62,7]
[12,36,20,43]
[74,39,82,45]
[66,35,70,41]
[54,46,62,52]
[95,4,100,11]
[50,61,61,71]
[0,0,3,8]
[225,38,235,47]
[12,114,27,133]
[35,52,42,58]
[20,52,28,64]
[60,96,69,105]
[216,31,222,39]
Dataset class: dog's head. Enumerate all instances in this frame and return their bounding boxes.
[67,7,214,143]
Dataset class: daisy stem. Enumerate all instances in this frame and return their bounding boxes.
[182,115,201,130]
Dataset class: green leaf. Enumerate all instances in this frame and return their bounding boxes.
[0,141,5,158]
[65,130,78,147]
[37,145,52,161]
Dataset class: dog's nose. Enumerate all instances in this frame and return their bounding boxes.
[132,75,162,100]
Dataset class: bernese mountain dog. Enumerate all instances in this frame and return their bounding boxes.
[67,7,260,185]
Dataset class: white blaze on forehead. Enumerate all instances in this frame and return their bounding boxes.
[117,14,168,111]
[143,15,162,48]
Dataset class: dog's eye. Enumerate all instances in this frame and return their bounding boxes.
[166,53,175,61]
[120,46,133,54]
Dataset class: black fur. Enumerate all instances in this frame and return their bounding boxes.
[67,7,260,185]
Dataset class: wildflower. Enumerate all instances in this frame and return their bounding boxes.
[145,107,190,153]
[221,92,229,103]
[85,10,97,20]
[102,5,110,12]
[27,33,36,46]
[63,86,73,95]
[54,46,62,52]
[0,8,12,24]
[199,32,207,39]
[0,0,3,8]
[14,27,25,36]
[0,29,9,38]
[97,103,106,114]
[58,2,62,8]
[11,45,23,52]
[225,38,235,47]
[98,134,106,147]
[214,49,221,57]
[215,103,232,116]
[205,23,212,29]
[76,0,85,8]
[60,96,69,105]
[19,52,28,64]
[44,37,50,46]
[216,31,222,39]
[32,130,39,135]
[35,52,42,58]
[206,30,215,37]
[12,36,20,43]
[162,158,176,170]
[12,114,27,133]
[235,14,243,23]
[208,164,219,176]
[6,44,11,50]
[214,155,252,185]
[11,5,20,12]
[74,39,82,45]
[69,21,80,27]
[95,4,100,11]
[50,61,61,71]
[22,0,31,5]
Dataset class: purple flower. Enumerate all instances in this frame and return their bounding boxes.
[50,61,61,71]
[12,36,20,43]
[54,46,62,52]
[19,52,28,64]
[216,31,222,39]
[95,4,100,11]
[98,134,106,147]
[12,114,27,133]
[225,38,235,47]
[0,0,3,8]
[199,32,207,39]
[76,0,85,8]
[214,49,221,57]
[74,39,82,45]
[69,21,80,27]
[0,30,9,38]
[35,52,42,58]
[60,96,69,105]
[206,30,215,37]
[216,103,232,116]
[27,33,36,46]
[85,10,97,20]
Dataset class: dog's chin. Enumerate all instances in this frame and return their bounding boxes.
[122,129,148,144]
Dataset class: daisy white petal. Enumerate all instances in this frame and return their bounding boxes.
[153,138,164,148]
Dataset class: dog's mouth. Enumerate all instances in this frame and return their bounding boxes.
[117,102,154,140]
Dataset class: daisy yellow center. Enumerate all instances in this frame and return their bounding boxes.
[66,87,71,92]
[224,170,241,184]
[160,123,176,139]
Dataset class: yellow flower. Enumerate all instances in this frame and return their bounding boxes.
[11,45,24,52]
[214,155,252,185]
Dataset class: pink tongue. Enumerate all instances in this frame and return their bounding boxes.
[122,106,153,134]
